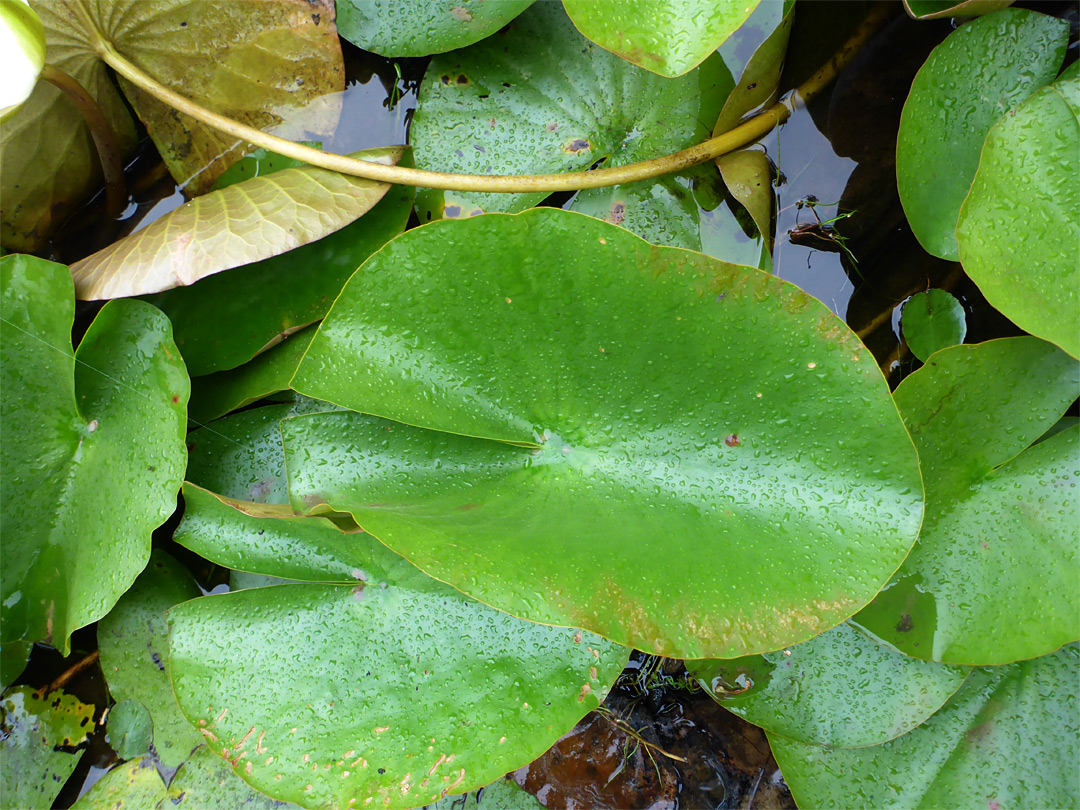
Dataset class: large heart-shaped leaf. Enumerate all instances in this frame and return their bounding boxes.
[770,644,1079,810]
[287,208,923,659]
[143,171,414,377]
[562,0,762,78]
[1,255,188,654]
[895,8,1067,260]
[410,3,734,249]
[97,550,204,768]
[853,338,1079,664]
[956,68,1079,359]
[168,576,628,809]
[70,147,403,300]
[689,623,969,748]
[336,0,535,57]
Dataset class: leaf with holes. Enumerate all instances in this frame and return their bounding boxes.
[287,207,923,659]
[1,255,188,654]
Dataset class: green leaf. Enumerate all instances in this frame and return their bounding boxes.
[168,579,629,810]
[71,757,166,810]
[165,746,302,809]
[70,147,404,300]
[1,255,188,654]
[903,0,1014,20]
[97,550,204,769]
[175,483,411,585]
[1,1,137,251]
[900,289,967,362]
[188,326,317,426]
[428,776,543,810]
[955,71,1080,359]
[411,2,734,247]
[717,149,773,247]
[770,644,1080,810]
[0,641,31,693]
[287,208,923,659]
[689,623,968,748]
[336,0,535,57]
[186,399,338,506]
[853,338,1079,664]
[896,8,1067,260]
[143,176,414,377]
[105,700,154,761]
[211,143,322,191]
[88,0,345,195]
[563,0,762,78]
[0,0,46,119]
[1,686,95,810]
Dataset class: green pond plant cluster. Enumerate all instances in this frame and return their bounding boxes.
[0,0,1077,808]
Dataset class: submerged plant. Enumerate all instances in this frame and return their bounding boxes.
[1,1,1077,809]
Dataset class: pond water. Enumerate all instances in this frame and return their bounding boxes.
[20,3,1042,808]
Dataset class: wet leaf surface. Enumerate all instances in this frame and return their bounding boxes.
[97,550,204,768]
[427,775,543,809]
[411,2,734,249]
[144,157,413,377]
[1,255,188,654]
[770,643,1080,810]
[166,745,300,809]
[690,623,969,748]
[853,337,1080,664]
[900,289,967,362]
[563,0,762,77]
[104,700,153,761]
[70,757,165,809]
[956,67,1079,359]
[287,208,923,659]
[168,578,629,810]
[336,0,535,57]
[0,686,95,810]
[71,147,403,300]
[896,8,1067,260]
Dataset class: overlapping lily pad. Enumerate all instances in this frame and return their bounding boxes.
[900,289,966,362]
[166,746,302,809]
[1,255,188,654]
[336,0,535,56]
[853,338,1079,664]
[956,67,1079,359]
[563,0,761,77]
[770,644,1080,810]
[70,757,166,809]
[896,8,1067,260]
[689,623,969,748]
[286,207,923,659]
[98,550,204,768]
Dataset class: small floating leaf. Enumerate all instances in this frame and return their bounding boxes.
[770,644,1080,810]
[1,255,188,654]
[70,757,166,810]
[105,701,154,761]
[70,147,404,300]
[288,208,923,659]
[896,8,1067,259]
[900,289,967,362]
[563,0,762,77]
[853,338,1079,664]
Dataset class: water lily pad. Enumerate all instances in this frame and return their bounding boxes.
[336,0,535,57]
[1,255,188,654]
[896,8,1067,260]
[563,0,761,77]
[689,623,969,748]
[770,643,1080,810]
[167,745,301,809]
[188,326,317,425]
[956,69,1079,359]
[853,338,1079,664]
[411,2,733,241]
[1,641,32,693]
[903,0,1014,20]
[900,289,967,362]
[168,578,628,810]
[71,147,403,300]
[287,207,923,659]
[145,156,414,377]
[428,776,543,809]
[70,757,165,809]
[98,550,204,768]
[1,686,95,810]
[105,700,154,761]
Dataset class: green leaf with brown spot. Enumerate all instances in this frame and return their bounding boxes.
[165,746,301,809]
